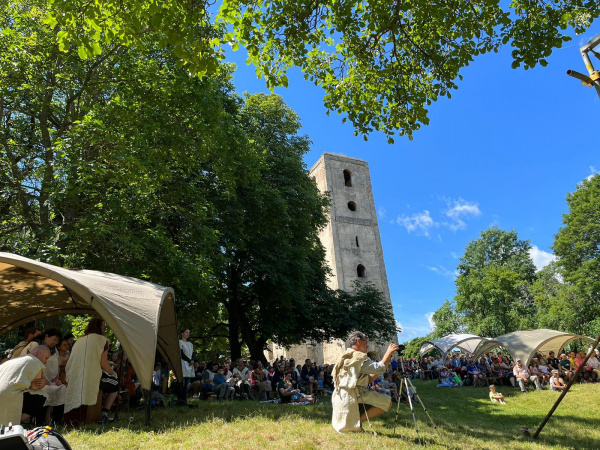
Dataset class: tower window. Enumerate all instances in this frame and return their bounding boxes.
[357,264,366,278]
[347,201,356,211]
[343,169,352,187]
[355,236,359,247]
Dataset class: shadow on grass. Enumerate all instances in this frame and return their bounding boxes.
[59,382,600,449]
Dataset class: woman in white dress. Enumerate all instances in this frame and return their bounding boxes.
[178,329,194,405]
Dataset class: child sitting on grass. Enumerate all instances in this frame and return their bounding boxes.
[489,385,507,404]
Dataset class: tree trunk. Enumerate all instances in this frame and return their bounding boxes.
[226,263,243,361]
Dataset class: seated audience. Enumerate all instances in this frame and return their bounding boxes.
[251,362,272,400]
[513,357,542,393]
[232,358,252,399]
[301,359,319,395]
[559,354,573,382]
[277,372,316,404]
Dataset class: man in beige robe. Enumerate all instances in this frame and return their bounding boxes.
[0,345,50,425]
[331,331,399,433]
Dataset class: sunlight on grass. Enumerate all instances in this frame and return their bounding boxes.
[60,382,600,449]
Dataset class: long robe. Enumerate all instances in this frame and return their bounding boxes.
[65,334,108,413]
[331,348,388,433]
[0,355,45,425]
[42,351,67,407]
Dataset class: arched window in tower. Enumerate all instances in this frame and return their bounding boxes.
[357,264,366,278]
[355,236,359,247]
[347,201,357,211]
[343,169,352,187]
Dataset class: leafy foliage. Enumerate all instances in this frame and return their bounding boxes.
[430,299,463,339]
[34,0,600,141]
[553,174,600,331]
[455,227,536,337]
[1,2,397,362]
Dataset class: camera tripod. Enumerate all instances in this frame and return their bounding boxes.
[392,354,438,446]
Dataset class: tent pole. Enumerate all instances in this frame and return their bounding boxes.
[144,389,151,426]
[532,333,600,439]
[114,344,124,421]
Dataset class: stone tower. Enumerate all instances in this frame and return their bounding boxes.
[266,153,395,364]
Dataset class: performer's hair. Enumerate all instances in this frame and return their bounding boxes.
[85,318,105,335]
[348,331,367,347]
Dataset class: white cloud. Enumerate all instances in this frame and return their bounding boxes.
[378,207,387,219]
[427,265,458,279]
[445,198,481,231]
[396,197,481,237]
[586,166,598,181]
[425,312,435,329]
[529,246,556,271]
[397,210,436,236]
[397,312,435,341]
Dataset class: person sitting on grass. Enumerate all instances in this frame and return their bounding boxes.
[488,384,506,404]
[550,370,567,392]
[278,372,316,404]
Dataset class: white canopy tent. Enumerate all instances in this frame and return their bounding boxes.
[419,334,494,359]
[0,252,183,390]
[472,329,594,366]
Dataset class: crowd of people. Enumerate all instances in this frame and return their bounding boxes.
[2,321,598,428]
[0,319,128,426]
[405,347,600,394]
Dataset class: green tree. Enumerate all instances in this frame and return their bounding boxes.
[430,300,464,339]
[403,335,433,360]
[553,174,600,331]
[0,0,249,341]
[455,226,536,337]
[40,0,599,141]
[531,262,591,335]
[215,94,398,362]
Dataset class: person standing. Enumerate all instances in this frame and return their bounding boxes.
[178,329,194,405]
[65,318,119,424]
[331,331,400,433]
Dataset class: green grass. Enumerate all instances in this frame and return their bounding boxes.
[60,381,600,449]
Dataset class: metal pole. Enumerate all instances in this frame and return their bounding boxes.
[568,32,600,98]
[532,333,600,440]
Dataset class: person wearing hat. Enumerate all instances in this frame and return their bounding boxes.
[549,369,567,391]
[513,357,542,393]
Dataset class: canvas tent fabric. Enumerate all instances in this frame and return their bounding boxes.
[0,252,182,390]
[472,329,594,366]
[419,334,493,359]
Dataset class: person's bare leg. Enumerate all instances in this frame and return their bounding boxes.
[104,391,118,410]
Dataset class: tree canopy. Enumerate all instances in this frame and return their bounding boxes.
[455,226,536,337]
[1,0,398,361]
[553,174,600,334]
[37,0,599,142]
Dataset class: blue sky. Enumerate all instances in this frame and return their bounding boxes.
[222,31,599,343]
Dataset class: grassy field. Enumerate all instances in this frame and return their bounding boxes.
[60,380,600,449]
